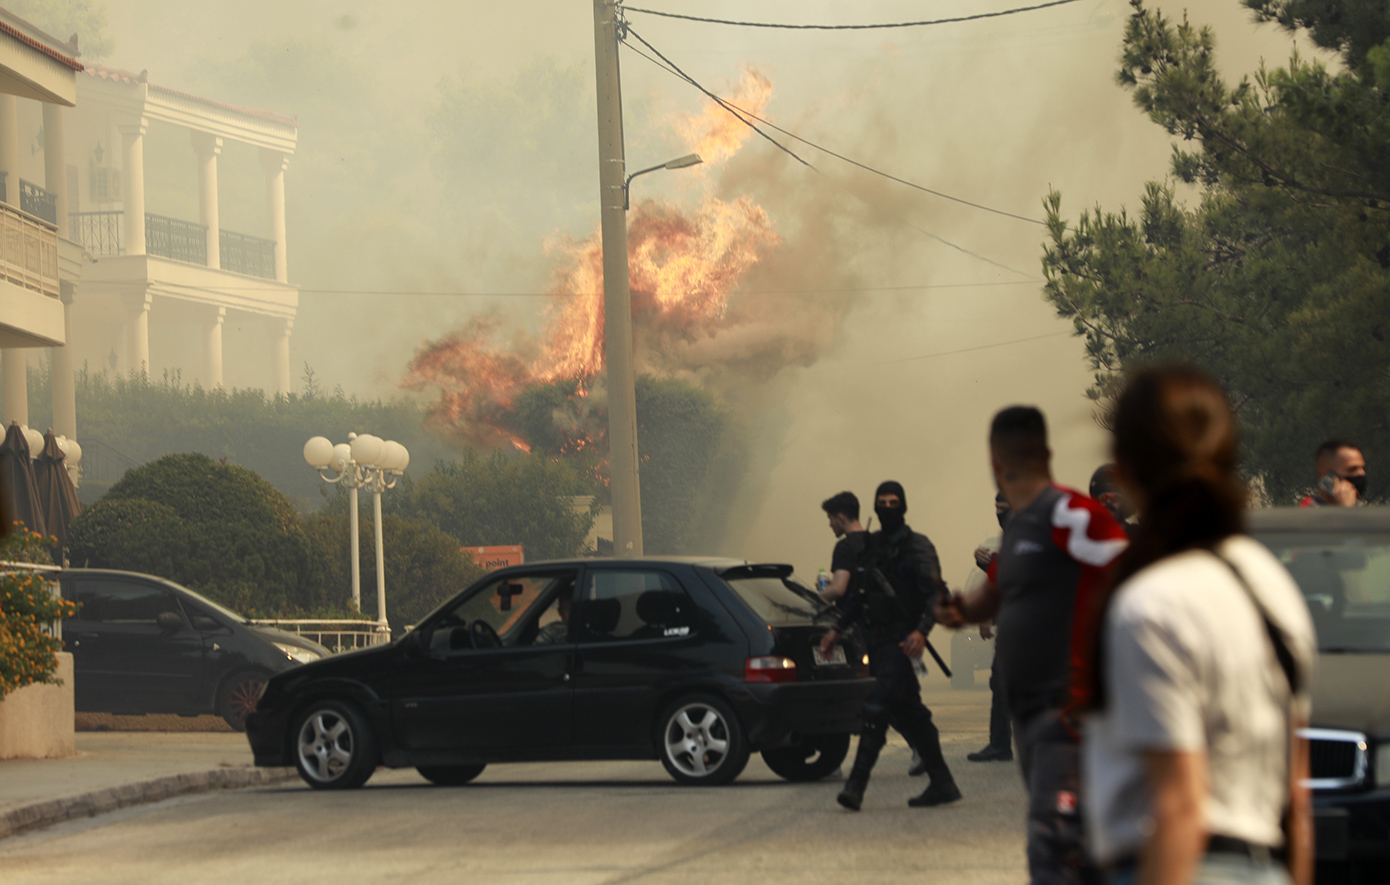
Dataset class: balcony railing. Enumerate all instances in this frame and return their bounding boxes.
[145,212,207,265]
[68,210,278,281]
[220,229,276,280]
[20,179,57,225]
[0,201,59,299]
[70,210,122,256]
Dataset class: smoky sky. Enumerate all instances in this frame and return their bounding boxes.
[93,0,1316,586]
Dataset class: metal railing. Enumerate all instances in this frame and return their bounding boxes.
[220,229,276,279]
[20,179,57,225]
[70,210,123,256]
[145,212,207,265]
[251,619,391,654]
[78,437,142,484]
[0,201,59,299]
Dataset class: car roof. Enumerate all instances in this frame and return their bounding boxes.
[1247,506,1390,533]
[487,556,786,573]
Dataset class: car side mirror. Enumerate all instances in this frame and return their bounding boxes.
[156,611,184,632]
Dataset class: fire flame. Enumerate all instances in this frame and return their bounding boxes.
[404,67,796,452]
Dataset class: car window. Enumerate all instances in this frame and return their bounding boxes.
[575,569,694,643]
[721,575,825,627]
[1254,531,1390,652]
[179,598,225,632]
[72,580,179,626]
[428,573,575,653]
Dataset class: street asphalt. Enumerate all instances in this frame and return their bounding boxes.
[0,683,1028,883]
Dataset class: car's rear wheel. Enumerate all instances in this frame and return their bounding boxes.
[761,732,851,781]
[657,694,749,786]
[293,699,378,789]
[217,669,270,732]
[416,764,487,786]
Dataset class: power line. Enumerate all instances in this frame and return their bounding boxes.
[909,225,1035,277]
[878,330,1071,364]
[621,0,1081,31]
[622,25,813,169]
[620,36,1045,226]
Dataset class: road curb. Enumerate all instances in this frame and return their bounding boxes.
[0,767,298,841]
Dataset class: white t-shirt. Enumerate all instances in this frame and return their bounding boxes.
[1082,536,1316,864]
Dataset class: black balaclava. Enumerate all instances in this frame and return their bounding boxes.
[874,480,907,533]
[1350,473,1369,498]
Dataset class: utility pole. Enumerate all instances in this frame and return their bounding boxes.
[592,0,643,556]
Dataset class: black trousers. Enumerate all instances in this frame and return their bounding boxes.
[1014,708,1100,885]
[848,640,951,783]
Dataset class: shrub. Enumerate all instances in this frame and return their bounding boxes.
[0,528,74,700]
[67,454,325,616]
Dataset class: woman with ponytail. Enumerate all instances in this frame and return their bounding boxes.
[1082,366,1316,885]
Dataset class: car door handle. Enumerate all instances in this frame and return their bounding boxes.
[74,632,100,640]
[563,673,571,682]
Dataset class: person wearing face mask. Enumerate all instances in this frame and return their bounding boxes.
[1297,439,1368,507]
[820,480,961,811]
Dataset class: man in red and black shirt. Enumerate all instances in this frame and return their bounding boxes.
[938,406,1128,885]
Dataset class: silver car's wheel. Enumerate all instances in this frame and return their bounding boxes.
[292,700,377,789]
[658,694,749,785]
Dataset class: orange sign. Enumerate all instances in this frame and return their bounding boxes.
[464,545,524,571]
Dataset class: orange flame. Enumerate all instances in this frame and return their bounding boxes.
[679,67,772,164]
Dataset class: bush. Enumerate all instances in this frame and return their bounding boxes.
[67,454,326,616]
[387,452,596,562]
[0,528,74,700]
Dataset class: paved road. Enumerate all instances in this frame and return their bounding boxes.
[1,689,1028,885]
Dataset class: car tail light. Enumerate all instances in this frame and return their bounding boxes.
[859,653,871,677]
[745,656,797,683]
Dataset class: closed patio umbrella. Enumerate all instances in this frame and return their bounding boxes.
[34,429,81,559]
[0,422,44,538]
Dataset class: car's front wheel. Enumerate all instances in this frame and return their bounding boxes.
[657,694,749,786]
[761,732,850,781]
[216,669,270,732]
[416,764,487,786]
[293,700,378,789]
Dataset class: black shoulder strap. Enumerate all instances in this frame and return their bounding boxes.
[1212,553,1302,697]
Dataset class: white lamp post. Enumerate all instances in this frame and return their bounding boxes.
[304,432,409,635]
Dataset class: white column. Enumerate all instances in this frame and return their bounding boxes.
[51,286,77,438]
[205,306,224,388]
[126,293,150,377]
[260,149,288,283]
[269,317,291,396]
[0,94,18,210]
[2,349,27,427]
[119,119,147,255]
[192,132,221,268]
[43,104,67,233]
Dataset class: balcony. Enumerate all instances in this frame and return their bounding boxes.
[0,200,59,300]
[0,172,60,227]
[68,210,278,280]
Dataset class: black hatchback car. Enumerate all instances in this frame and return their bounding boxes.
[246,558,875,789]
[59,568,329,730]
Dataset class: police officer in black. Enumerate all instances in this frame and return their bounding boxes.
[820,480,962,810]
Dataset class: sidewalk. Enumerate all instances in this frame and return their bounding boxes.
[0,731,297,840]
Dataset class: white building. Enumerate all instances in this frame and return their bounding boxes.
[68,63,299,395]
[0,9,82,436]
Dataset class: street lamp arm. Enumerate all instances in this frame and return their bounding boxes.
[623,153,703,209]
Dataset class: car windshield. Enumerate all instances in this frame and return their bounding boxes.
[1253,531,1390,653]
[722,574,827,626]
[166,581,248,625]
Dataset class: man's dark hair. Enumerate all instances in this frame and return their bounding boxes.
[989,406,1049,469]
[1315,439,1360,463]
[821,491,859,520]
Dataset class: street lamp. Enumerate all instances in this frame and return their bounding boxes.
[623,153,703,209]
[304,433,409,635]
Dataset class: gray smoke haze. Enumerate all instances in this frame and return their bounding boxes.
[91,0,1317,585]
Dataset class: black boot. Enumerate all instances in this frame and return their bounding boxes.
[907,778,962,808]
[837,719,886,811]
